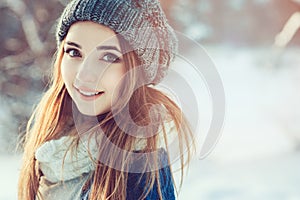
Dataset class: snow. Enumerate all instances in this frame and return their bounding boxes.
[0,154,21,200]
[1,45,300,199]
[206,46,300,163]
[177,151,300,200]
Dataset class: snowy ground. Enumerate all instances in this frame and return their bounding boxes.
[178,151,300,200]
[0,154,20,200]
[179,45,300,200]
[1,45,300,200]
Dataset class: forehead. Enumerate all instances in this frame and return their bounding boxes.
[66,21,120,47]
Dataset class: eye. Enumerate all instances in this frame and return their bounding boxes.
[101,53,121,63]
[65,48,82,58]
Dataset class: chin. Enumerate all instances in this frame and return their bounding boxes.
[77,108,104,116]
[72,103,100,117]
[71,98,111,119]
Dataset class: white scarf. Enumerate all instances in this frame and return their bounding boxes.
[35,136,98,183]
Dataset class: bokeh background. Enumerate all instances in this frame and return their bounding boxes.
[1,0,300,199]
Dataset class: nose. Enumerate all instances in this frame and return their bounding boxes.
[76,54,98,83]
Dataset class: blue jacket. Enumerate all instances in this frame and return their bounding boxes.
[80,150,175,200]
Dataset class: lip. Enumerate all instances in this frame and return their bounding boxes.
[74,85,104,101]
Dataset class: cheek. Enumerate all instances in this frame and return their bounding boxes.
[102,67,126,89]
[61,58,77,85]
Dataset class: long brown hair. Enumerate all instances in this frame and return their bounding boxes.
[18,34,195,200]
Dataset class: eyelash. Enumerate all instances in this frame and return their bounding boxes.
[101,53,121,63]
[64,48,121,63]
[64,48,81,58]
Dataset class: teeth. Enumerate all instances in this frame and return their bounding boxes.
[79,90,102,96]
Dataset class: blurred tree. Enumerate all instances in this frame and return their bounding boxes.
[169,0,300,45]
[274,0,300,47]
[0,0,64,154]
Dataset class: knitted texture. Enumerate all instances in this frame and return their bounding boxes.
[35,136,98,183]
[56,0,178,84]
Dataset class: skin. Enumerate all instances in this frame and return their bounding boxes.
[61,21,126,116]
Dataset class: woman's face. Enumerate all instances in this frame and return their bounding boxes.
[61,21,126,116]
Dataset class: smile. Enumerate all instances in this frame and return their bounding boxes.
[78,90,104,97]
[74,86,105,100]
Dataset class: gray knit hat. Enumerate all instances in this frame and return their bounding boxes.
[56,0,178,84]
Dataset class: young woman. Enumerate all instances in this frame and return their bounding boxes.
[18,0,195,199]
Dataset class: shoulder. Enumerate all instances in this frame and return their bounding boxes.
[80,149,176,200]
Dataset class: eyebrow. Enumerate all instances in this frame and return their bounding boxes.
[96,45,121,53]
[66,41,82,49]
[65,41,121,53]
